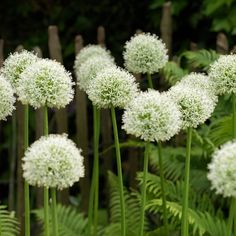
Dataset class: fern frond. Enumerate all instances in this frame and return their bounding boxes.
[181,49,219,71]
[161,61,188,85]
[146,200,227,236]
[33,204,87,236]
[0,205,20,236]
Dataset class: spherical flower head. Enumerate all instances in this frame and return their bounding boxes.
[74,44,114,69]
[76,55,115,92]
[22,134,84,190]
[123,33,168,74]
[122,90,182,142]
[1,50,38,89]
[17,59,74,109]
[168,85,216,129]
[0,75,15,121]
[87,67,139,109]
[208,141,236,197]
[209,54,236,95]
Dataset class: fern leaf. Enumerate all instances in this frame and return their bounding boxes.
[33,204,87,236]
[0,205,20,236]
[161,61,188,85]
[181,49,219,71]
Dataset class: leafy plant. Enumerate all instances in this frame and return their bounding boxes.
[0,205,20,236]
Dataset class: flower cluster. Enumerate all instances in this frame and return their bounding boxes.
[1,50,38,89]
[0,75,15,121]
[122,90,182,142]
[17,59,74,109]
[208,141,236,197]
[76,55,115,91]
[209,55,236,95]
[123,33,168,74]
[168,85,216,129]
[180,73,216,96]
[22,134,84,190]
[87,67,139,109]
[74,44,114,70]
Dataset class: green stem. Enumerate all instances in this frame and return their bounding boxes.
[139,142,150,236]
[158,142,169,235]
[88,106,101,236]
[94,106,100,235]
[181,127,192,236]
[228,200,234,236]
[24,105,30,236]
[111,107,126,236]
[147,73,154,89]
[51,188,58,236]
[43,106,49,236]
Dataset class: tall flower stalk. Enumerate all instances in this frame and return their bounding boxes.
[122,90,182,236]
[43,106,50,236]
[181,127,192,236]
[139,142,150,236]
[88,106,101,235]
[24,105,30,236]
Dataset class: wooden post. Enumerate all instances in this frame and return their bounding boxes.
[75,35,90,212]
[48,25,69,204]
[160,2,172,57]
[216,32,228,54]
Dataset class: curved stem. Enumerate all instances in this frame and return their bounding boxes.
[43,106,49,236]
[51,188,58,236]
[111,107,126,236]
[24,105,30,236]
[147,73,154,89]
[181,127,192,236]
[88,106,101,236]
[139,142,150,236]
[158,142,169,235]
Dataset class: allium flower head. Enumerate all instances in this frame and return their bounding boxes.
[74,44,114,69]
[208,141,236,197]
[0,75,15,121]
[76,55,115,91]
[17,59,74,109]
[168,85,216,129]
[1,50,38,89]
[87,67,139,109]
[22,134,84,190]
[209,55,236,95]
[122,90,182,142]
[123,33,168,74]
[179,73,218,102]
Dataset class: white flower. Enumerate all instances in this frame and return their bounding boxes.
[74,44,114,69]
[1,50,38,89]
[123,33,168,74]
[22,134,84,190]
[168,85,216,129]
[208,141,236,197]
[209,55,236,95]
[122,90,182,142]
[76,55,115,91]
[179,73,218,102]
[0,75,15,121]
[87,67,139,109]
[17,59,74,109]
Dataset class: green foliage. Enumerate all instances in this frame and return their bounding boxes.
[0,205,20,236]
[161,61,188,85]
[181,49,219,71]
[33,204,87,236]
[146,200,227,236]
